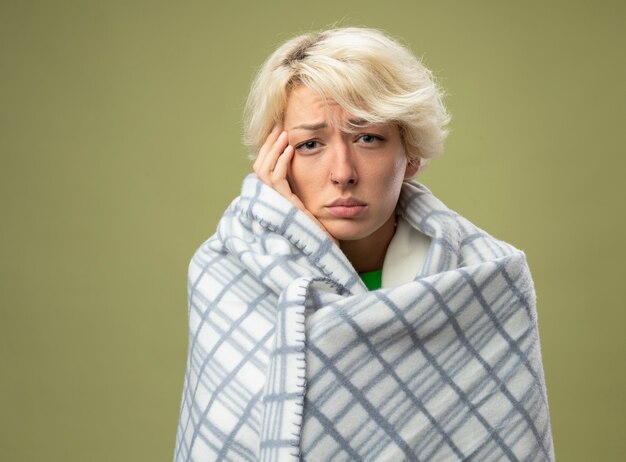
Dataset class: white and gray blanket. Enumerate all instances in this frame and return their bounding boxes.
[174,174,554,461]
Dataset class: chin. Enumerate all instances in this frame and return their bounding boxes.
[323,220,377,242]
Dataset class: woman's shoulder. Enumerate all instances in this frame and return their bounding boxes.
[399,180,526,271]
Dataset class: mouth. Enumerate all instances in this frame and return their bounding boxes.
[325,197,368,218]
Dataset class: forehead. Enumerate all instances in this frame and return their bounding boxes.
[284,86,346,127]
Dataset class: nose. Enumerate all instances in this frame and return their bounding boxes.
[329,140,358,186]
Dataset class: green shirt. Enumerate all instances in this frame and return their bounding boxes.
[359,269,383,291]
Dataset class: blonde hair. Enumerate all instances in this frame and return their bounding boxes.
[243,27,450,163]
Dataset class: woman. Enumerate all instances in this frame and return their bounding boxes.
[174,27,554,461]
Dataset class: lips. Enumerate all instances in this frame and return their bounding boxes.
[325,197,368,218]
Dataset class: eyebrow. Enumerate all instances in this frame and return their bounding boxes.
[290,122,327,131]
[290,119,369,131]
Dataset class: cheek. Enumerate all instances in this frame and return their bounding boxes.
[288,157,321,198]
[371,157,407,192]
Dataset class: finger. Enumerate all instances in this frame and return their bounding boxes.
[253,125,281,171]
[260,125,282,155]
[258,131,288,176]
[271,144,294,183]
[253,125,279,172]
[255,129,283,175]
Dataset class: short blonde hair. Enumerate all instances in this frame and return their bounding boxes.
[243,27,450,163]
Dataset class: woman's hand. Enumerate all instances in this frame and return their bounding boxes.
[253,125,338,244]
[253,125,299,208]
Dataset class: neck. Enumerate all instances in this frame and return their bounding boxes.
[339,213,397,273]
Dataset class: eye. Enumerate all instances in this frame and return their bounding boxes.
[356,134,383,144]
[295,140,321,152]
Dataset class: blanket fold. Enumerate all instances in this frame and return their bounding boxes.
[174,174,554,461]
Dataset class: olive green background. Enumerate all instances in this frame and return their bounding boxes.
[1,1,624,460]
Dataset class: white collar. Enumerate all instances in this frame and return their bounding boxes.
[382,216,431,288]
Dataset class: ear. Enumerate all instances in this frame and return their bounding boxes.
[404,157,421,180]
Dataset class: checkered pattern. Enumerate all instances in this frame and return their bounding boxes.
[174,174,554,461]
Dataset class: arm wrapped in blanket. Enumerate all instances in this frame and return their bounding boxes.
[174,175,554,461]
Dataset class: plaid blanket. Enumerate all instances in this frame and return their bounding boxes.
[174,174,554,461]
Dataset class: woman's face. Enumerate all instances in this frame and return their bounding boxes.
[284,86,418,244]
